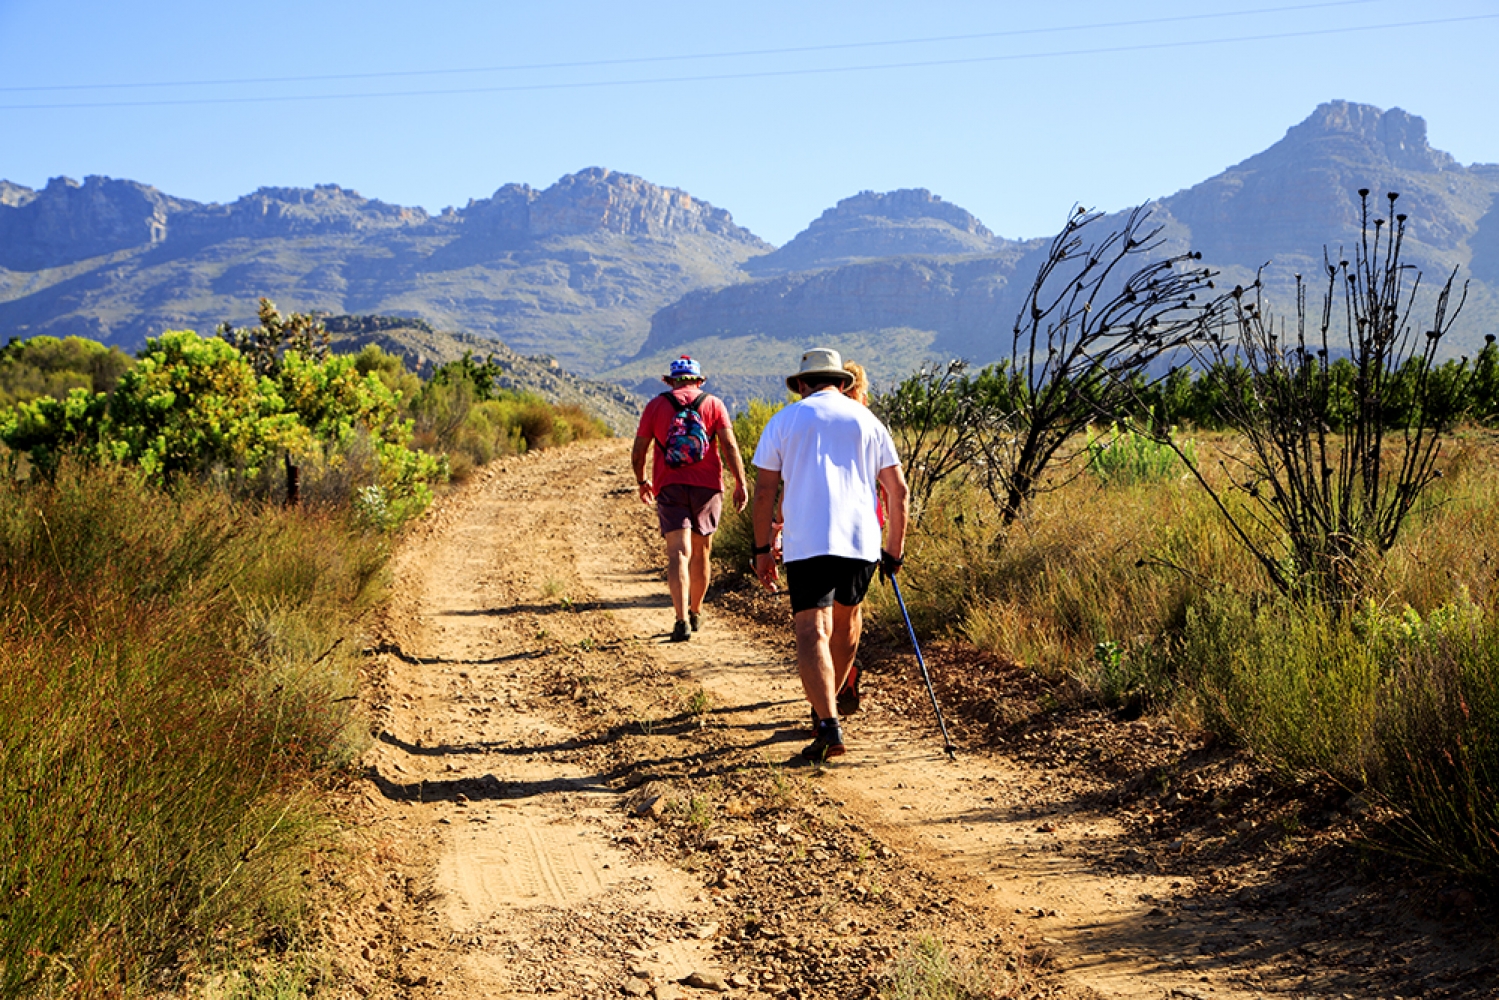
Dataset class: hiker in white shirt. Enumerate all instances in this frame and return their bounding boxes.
[750,348,909,762]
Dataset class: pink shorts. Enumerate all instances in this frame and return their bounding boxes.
[655,483,723,536]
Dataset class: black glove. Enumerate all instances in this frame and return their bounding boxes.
[879,550,903,582]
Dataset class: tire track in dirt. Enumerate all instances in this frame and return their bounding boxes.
[363,444,726,998]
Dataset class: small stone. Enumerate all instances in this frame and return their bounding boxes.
[691,922,720,939]
[623,979,650,997]
[681,970,727,991]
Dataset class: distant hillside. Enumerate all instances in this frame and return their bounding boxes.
[6,102,1498,409]
[319,314,644,435]
[0,168,770,375]
[743,188,1015,274]
[610,101,1499,401]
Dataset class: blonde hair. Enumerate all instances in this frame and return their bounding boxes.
[842,360,870,406]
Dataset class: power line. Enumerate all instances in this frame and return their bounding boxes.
[1,12,1492,111]
[0,0,1389,94]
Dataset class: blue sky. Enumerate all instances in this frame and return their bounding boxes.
[1,0,1495,245]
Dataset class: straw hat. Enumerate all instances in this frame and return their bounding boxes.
[786,347,854,391]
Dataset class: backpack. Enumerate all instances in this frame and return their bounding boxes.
[661,393,711,469]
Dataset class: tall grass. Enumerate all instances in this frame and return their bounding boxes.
[0,463,384,997]
[845,427,1499,881]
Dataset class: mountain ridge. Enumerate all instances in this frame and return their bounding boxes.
[3,100,1496,414]
[0,167,769,374]
[609,100,1499,406]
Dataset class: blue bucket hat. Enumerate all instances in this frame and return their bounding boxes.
[667,355,703,380]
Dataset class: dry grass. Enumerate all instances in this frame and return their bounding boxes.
[849,428,1499,881]
[0,463,385,998]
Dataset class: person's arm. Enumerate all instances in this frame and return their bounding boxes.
[752,466,782,591]
[631,434,654,504]
[877,463,909,569]
[716,416,749,513]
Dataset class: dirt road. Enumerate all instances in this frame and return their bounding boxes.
[328,438,1494,1000]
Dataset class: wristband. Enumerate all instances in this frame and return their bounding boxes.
[752,544,772,556]
[638,479,651,486]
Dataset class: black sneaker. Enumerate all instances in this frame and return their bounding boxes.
[670,620,691,643]
[689,610,701,633]
[798,721,846,762]
[836,663,861,715]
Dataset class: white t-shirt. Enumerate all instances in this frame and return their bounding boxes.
[752,389,901,563]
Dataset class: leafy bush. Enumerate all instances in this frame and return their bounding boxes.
[712,399,785,568]
[0,335,132,408]
[1085,422,1194,486]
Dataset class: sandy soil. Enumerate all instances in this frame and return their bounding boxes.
[323,438,1497,1000]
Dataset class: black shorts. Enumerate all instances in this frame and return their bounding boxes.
[785,556,879,615]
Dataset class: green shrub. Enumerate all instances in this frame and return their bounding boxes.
[0,335,133,408]
[1085,421,1194,486]
[713,399,785,570]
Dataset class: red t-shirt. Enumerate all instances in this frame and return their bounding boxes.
[636,386,730,495]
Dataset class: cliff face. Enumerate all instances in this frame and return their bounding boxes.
[0,181,35,208]
[458,167,767,244]
[0,169,769,373]
[1160,101,1492,268]
[745,187,1006,274]
[644,249,1033,358]
[0,176,194,270]
[170,184,428,241]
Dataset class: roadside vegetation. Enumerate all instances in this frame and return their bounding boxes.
[721,195,1499,889]
[0,304,607,998]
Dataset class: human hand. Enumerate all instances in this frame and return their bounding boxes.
[754,552,779,592]
[732,481,748,512]
[879,549,903,583]
[638,480,654,504]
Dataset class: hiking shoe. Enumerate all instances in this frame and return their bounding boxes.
[670,620,691,643]
[798,724,846,763]
[689,610,701,633]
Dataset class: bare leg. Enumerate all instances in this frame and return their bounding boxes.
[664,527,691,622]
[794,606,837,721]
[830,601,862,692]
[688,530,713,614]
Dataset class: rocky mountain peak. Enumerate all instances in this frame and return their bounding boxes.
[0,175,188,270]
[1,180,37,208]
[458,168,766,247]
[744,187,1004,275]
[170,183,427,241]
[816,188,993,237]
[1279,100,1457,173]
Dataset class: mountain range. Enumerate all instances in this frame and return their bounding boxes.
[3,100,1496,412]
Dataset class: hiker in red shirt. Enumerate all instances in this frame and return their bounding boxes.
[631,356,749,642]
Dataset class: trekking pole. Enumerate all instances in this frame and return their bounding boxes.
[889,575,957,760]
